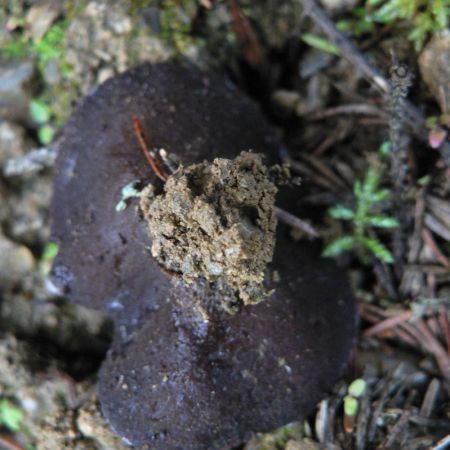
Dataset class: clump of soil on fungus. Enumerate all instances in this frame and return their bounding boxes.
[140,151,277,311]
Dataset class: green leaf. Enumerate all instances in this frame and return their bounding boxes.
[42,242,59,262]
[30,99,51,124]
[370,189,390,202]
[32,24,65,63]
[378,141,391,157]
[354,7,368,18]
[433,2,449,29]
[361,237,394,263]
[363,167,380,196]
[300,33,340,55]
[322,236,355,258]
[348,379,367,398]
[367,215,399,228]
[38,125,55,145]
[372,1,400,23]
[336,20,352,32]
[344,395,359,416]
[353,179,363,198]
[0,399,23,432]
[418,175,430,186]
[329,205,355,220]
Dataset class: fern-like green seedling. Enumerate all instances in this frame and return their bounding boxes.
[323,166,399,263]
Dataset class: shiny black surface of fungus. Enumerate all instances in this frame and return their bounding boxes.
[99,229,355,450]
[50,63,357,450]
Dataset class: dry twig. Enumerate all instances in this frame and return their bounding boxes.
[308,103,387,121]
[360,303,450,386]
[274,206,319,238]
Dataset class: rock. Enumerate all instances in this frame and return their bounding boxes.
[285,438,327,450]
[419,31,450,106]
[64,0,144,92]
[77,398,129,450]
[272,90,301,113]
[131,35,174,64]
[3,146,57,178]
[42,59,61,85]
[319,0,358,13]
[26,1,62,41]
[0,121,34,166]
[0,234,34,290]
[5,176,51,245]
[0,293,111,355]
[65,1,128,90]
[0,60,37,124]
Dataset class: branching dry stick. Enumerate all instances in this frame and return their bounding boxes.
[297,0,450,167]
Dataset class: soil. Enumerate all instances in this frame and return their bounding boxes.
[140,151,278,311]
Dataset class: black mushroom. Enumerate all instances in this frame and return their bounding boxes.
[49,63,357,450]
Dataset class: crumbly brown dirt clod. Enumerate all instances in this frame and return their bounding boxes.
[140,151,278,311]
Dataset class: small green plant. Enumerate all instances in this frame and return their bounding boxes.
[29,99,56,145]
[2,21,68,65]
[159,0,200,53]
[0,398,23,432]
[323,166,399,263]
[39,241,59,276]
[301,33,340,55]
[32,23,66,67]
[337,7,377,36]
[344,378,367,421]
[337,0,449,50]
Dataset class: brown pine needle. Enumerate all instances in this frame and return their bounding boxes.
[133,115,169,182]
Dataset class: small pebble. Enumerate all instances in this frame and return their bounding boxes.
[419,31,450,107]
[0,234,35,289]
[26,1,62,41]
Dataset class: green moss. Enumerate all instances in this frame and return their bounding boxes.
[159,0,200,54]
[3,15,80,133]
[129,0,153,15]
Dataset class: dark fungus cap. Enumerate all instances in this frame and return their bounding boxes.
[50,63,357,450]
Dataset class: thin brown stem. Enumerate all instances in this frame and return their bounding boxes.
[308,103,387,120]
[363,310,412,338]
[133,115,169,182]
[422,228,450,269]
[274,206,319,238]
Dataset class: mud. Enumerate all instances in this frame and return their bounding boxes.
[140,151,278,311]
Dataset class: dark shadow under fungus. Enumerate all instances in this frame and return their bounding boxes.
[50,63,357,450]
